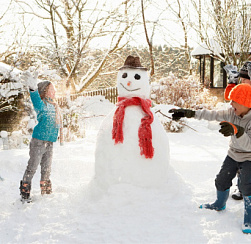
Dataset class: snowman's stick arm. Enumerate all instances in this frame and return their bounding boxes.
[155,110,198,132]
[83,115,106,119]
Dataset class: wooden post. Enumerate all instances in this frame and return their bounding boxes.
[1,131,9,150]
[210,57,214,88]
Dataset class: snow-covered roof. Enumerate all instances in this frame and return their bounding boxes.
[191,39,222,57]
[191,43,212,56]
[192,38,251,58]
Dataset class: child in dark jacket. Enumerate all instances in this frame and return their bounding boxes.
[169,83,251,234]
[19,71,63,202]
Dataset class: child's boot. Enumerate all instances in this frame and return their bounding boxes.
[232,189,243,200]
[242,196,251,234]
[40,180,52,195]
[19,180,31,202]
[199,189,229,211]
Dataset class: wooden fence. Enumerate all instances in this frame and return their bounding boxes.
[57,87,118,106]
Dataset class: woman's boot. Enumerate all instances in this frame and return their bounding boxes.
[40,180,52,195]
[20,180,31,202]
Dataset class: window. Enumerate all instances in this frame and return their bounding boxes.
[213,59,223,87]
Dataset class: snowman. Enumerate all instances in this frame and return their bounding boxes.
[94,55,170,188]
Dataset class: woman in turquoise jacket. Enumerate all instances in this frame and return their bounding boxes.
[19,71,63,202]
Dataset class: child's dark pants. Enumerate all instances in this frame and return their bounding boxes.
[215,155,251,196]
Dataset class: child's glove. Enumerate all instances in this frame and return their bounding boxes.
[168,108,195,121]
[223,64,239,84]
[219,121,244,138]
[20,71,38,91]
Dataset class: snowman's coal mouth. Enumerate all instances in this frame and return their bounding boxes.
[120,83,141,92]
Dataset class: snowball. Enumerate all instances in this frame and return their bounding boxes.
[0,131,8,138]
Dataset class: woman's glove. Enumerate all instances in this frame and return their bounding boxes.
[219,121,244,138]
[20,71,38,91]
[168,108,195,121]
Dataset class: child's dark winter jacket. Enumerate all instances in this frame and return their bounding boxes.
[195,108,251,162]
[30,90,60,142]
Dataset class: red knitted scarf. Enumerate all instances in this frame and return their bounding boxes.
[112,97,154,159]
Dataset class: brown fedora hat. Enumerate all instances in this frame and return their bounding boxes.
[119,55,147,70]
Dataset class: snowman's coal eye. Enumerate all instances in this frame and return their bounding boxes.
[122,73,127,78]
[134,74,141,80]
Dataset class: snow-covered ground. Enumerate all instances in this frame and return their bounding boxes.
[0,100,251,244]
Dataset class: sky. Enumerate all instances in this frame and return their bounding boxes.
[0,0,199,52]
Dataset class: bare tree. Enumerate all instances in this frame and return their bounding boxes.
[192,0,251,67]
[77,0,135,93]
[14,0,139,93]
[163,0,193,75]
[0,0,13,22]
[141,0,155,76]
[0,0,26,63]
[190,0,204,43]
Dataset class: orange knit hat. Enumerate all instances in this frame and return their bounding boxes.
[229,83,251,107]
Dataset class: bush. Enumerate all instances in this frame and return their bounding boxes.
[151,73,219,110]
[151,73,220,132]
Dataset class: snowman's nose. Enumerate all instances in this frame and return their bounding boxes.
[127,81,131,86]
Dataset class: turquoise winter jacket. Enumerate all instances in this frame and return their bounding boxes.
[30,90,60,142]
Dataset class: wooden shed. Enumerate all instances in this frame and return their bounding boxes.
[191,41,227,89]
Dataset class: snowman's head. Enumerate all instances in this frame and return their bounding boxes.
[117,56,150,99]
